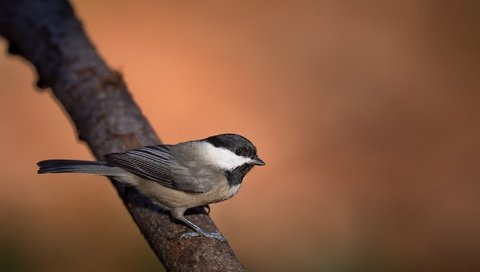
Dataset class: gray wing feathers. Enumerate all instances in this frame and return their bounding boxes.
[105,146,173,184]
[104,145,212,193]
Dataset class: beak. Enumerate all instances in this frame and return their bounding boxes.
[252,157,266,166]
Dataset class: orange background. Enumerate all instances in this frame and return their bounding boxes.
[0,1,479,271]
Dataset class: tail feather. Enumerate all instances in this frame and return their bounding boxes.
[37,160,119,176]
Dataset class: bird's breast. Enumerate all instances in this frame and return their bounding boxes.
[224,184,241,200]
[135,176,241,209]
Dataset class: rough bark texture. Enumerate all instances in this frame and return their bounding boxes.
[0,0,245,271]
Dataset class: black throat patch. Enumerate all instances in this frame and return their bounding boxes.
[225,164,254,186]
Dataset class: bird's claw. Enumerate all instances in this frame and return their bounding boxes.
[179,231,225,241]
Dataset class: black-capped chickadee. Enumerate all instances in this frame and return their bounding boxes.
[37,133,265,241]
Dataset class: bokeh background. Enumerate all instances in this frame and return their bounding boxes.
[1,0,479,271]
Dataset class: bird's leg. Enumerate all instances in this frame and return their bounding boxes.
[171,208,224,241]
[177,217,225,241]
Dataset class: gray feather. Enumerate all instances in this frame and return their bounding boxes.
[104,145,173,183]
[104,143,217,194]
[37,160,122,176]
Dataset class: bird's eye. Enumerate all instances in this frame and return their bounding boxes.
[235,148,242,156]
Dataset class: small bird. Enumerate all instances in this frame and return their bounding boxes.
[37,133,265,241]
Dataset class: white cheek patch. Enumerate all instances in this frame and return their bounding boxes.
[201,142,253,170]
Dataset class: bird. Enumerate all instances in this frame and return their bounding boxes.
[37,133,265,241]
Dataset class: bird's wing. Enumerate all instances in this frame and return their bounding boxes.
[104,145,211,193]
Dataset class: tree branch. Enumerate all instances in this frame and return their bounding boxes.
[0,0,245,271]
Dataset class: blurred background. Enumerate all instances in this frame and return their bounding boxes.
[1,0,479,271]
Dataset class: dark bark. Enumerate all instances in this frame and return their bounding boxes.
[0,0,245,271]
